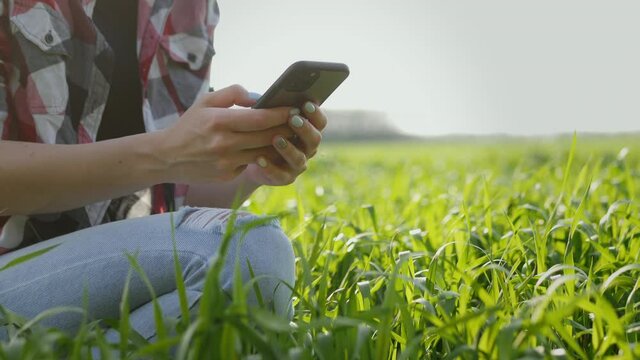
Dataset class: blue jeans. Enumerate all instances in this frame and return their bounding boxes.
[0,207,296,340]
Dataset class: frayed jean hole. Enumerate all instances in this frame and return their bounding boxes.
[173,206,199,228]
[176,207,232,230]
[233,215,281,232]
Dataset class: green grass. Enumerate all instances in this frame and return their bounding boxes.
[2,135,640,359]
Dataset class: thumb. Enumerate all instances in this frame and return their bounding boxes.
[196,84,257,108]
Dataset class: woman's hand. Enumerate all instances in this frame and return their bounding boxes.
[156,85,293,184]
[242,101,327,186]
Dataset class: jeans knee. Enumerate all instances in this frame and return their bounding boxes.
[230,219,296,318]
[176,207,296,317]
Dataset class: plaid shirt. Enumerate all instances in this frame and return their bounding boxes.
[0,0,219,253]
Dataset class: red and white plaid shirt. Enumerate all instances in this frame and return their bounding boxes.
[0,0,219,253]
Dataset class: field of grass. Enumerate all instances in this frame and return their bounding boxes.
[1,135,640,359]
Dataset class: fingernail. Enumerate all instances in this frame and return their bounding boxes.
[257,156,268,168]
[290,115,304,128]
[275,136,287,149]
[304,102,316,113]
[289,108,301,116]
[248,92,262,101]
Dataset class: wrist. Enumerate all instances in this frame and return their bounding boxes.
[130,130,174,184]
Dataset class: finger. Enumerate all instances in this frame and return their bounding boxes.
[288,114,322,157]
[227,124,296,150]
[272,135,308,172]
[254,157,295,185]
[302,101,327,131]
[232,164,248,177]
[196,84,256,108]
[232,146,280,165]
[215,107,295,132]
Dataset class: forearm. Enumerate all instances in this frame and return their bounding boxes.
[184,172,261,209]
[0,132,169,215]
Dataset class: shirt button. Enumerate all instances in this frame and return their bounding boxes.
[44,31,54,44]
[187,52,197,63]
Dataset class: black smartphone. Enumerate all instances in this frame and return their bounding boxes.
[253,61,350,109]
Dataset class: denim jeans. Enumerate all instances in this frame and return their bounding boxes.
[0,207,296,340]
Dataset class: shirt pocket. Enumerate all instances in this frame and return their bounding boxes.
[157,23,214,111]
[10,2,70,113]
[160,0,217,71]
[161,29,214,72]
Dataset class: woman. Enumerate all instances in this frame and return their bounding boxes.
[0,0,324,339]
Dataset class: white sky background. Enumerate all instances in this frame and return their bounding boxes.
[212,0,640,136]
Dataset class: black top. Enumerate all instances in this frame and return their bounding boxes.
[93,0,146,141]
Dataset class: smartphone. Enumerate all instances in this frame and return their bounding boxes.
[253,61,350,109]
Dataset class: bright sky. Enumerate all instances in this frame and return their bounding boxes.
[212,0,640,136]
